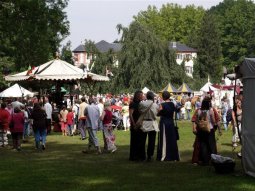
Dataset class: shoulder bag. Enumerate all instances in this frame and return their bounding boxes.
[135,102,154,129]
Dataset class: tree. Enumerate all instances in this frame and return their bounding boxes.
[195,12,222,83]
[114,22,186,93]
[0,1,69,72]
[0,56,15,90]
[209,0,255,69]
[134,4,205,44]
[61,41,73,64]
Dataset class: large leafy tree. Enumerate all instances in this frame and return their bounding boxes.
[194,12,222,83]
[60,40,73,64]
[134,4,205,45]
[114,22,186,93]
[209,0,255,69]
[0,0,69,72]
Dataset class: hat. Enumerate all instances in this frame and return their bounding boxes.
[104,101,111,107]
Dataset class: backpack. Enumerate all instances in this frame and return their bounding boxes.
[226,108,233,122]
[196,110,211,133]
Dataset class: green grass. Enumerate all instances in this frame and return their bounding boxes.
[0,121,255,191]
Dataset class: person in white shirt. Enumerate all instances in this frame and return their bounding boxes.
[72,100,80,135]
[184,98,192,120]
[44,97,53,134]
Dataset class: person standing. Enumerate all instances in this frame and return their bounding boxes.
[20,105,29,140]
[31,103,47,150]
[191,97,217,165]
[122,102,130,131]
[232,97,242,148]
[72,100,80,135]
[138,91,159,161]
[44,97,52,134]
[0,103,10,147]
[221,98,229,131]
[129,90,144,161]
[157,91,180,161]
[101,102,117,153]
[66,108,74,136]
[185,98,192,120]
[83,97,101,154]
[60,105,68,136]
[78,97,88,140]
[10,107,24,151]
[97,98,104,131]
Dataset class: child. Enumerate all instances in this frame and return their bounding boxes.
[60,105,68,136]
[66,108,74,136]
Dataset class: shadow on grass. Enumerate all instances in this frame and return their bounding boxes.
[0,132,254,191]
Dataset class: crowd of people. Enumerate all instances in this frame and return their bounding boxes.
[0,90,242,165]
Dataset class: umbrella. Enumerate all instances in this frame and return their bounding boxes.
[159,83,178,93]
[178,83,193,93]
[111,105,122,111]
[0,83,34,97]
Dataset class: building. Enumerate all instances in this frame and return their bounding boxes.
[169,42,197,78]
[73,40,197,77]
[72,40,122,70]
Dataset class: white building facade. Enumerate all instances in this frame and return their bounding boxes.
[170,42,197,78]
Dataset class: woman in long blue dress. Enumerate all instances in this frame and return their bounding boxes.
[157,91,180,161]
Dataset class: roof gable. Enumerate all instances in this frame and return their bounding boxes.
[169,42,197,52]
[73,40,122,53]
[73,44,86,52]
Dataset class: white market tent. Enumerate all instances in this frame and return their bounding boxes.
[0,83,34,97]
[236,58,255,177]
[200,82,218,92]
[142,87,150,94]
[5,58,109,82]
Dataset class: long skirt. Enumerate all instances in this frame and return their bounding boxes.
[196,129,217,165]
[157,119,180,161]
[103,124,116,151]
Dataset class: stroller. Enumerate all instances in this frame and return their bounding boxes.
[112,110,124,130]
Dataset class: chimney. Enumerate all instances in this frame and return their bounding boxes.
[172,42,176,48]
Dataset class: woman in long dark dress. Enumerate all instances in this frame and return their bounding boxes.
[129,90,144,161]
[157,91,180,161]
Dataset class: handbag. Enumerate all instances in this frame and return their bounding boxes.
[135,102,154,129]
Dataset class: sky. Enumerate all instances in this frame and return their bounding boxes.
[63,0,224,49]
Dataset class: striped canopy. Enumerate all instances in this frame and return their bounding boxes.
[159,83,178,93]
[178,83,193,93]
[5,58,109,82]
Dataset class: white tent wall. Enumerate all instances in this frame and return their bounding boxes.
[239,58,255,177]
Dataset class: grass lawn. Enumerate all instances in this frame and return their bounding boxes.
[0,121,254,191]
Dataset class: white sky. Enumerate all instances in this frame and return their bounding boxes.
[63,0,224,49]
